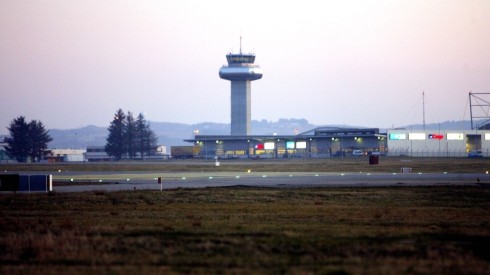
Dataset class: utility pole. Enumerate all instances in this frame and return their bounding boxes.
[423,91,426,131]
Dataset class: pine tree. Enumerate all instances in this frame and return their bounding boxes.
[105,110,158,160]
[5,116,52,162]
[135,113,158,158]
[28,120,53,161]
[5,116,30,162]
[143,121,158,156]
[135,113,146,159]
[105,109,126,160]
[125,112,136,159]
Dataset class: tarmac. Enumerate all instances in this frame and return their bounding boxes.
[49,171,490,192]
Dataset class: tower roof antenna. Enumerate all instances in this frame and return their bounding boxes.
[239,33,242,54]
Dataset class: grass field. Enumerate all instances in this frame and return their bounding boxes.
[1,186,490,274]
[1,157,490,174]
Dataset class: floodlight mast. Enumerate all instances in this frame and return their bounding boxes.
[219,38,263,135]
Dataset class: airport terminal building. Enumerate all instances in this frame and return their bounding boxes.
[186,128,490,159]
[186,127,387,159]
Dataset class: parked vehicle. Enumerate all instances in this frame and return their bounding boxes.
[352,150,363,156]
[171,146,199,159]
[468,150,483,158]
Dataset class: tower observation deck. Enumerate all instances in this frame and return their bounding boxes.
[219,46,263,136]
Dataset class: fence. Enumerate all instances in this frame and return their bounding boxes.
[387,148,488,158]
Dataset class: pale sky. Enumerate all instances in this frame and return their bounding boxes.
[1,0,489,135]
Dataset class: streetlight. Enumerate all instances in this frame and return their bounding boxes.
[247,139,250,158]
[309,138,313,158]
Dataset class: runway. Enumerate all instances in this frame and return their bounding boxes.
[51,171,490,192]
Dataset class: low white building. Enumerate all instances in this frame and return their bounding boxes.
[387,130,490,157]
[47,149,86,162]
[85,146,112,161]
[84,145,168,161]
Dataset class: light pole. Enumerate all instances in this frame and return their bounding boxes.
[193,129,201,159]
[247,139,250,159]
[341,137,344,158]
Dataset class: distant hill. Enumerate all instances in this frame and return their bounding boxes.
[49,125,108,149]
[11,119,478,149]
[48,122,194,149]
[46,119,315,149]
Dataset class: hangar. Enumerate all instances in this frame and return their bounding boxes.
[186,127,387,159]
[387,129,490,157]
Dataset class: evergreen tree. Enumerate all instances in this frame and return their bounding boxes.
[5,116,52,162]
[135,113,158,158]
[145,123,158,156]
[105,109,126,160]
[125,112,136,159]
[137,114,158,158]
[28,120,53,161]
[5,116,30,162]
[135,113,146,159]
[105,110,158,160]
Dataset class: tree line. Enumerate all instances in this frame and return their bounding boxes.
[105,109,158,160]
[3,110,158,162]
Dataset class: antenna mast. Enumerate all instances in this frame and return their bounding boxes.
[239,34,242,54]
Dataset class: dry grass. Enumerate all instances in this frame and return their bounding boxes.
[1,186,490,274]
[1,157,490,173]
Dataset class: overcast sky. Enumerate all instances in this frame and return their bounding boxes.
[1,0,489,135]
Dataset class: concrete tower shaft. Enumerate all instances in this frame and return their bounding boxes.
[219,52,263,136]
[230,81,251,135]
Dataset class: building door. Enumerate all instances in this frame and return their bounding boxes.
[466,134,481,152]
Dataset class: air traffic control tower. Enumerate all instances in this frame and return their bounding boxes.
[219,43,263,136]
